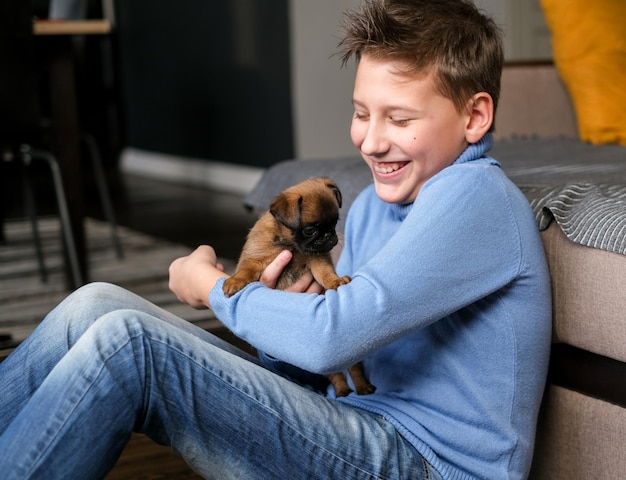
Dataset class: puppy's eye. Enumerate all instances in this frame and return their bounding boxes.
[302,226,318,237]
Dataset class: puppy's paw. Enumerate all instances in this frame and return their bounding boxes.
[334,385,353,398]
[327,372,352,398]
[222,277,249,297]
[348,362,375,396]
[327,275,351,290]
[355,382,376,396]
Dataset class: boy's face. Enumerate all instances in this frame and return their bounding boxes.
[351,55,472,205]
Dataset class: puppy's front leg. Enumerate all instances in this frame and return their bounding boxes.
[309,256,350,291]
[222,259,267,297]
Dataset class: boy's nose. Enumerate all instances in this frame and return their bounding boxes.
[360,122,390,156]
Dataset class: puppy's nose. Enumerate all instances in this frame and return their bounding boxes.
[324,232,338,245]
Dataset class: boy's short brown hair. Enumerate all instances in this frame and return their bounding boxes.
[339,0,503,121]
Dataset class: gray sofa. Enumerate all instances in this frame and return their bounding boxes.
[245,64,626,479]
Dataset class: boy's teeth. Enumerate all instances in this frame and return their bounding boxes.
[375,163,401,173]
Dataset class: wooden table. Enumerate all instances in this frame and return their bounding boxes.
[33,19,113,288]
[34,19,112,35]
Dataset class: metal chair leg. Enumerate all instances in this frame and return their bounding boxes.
[82,133,123,259]
[20,145,83,287]
[21,162,48,282]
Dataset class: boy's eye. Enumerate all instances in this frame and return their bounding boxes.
[391,118,410,126]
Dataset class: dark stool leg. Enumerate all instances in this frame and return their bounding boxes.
[21,161,48,282]
[21,145,83,287]
[82,134,123,259]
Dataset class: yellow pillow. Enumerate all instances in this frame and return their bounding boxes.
[540,0,626,145]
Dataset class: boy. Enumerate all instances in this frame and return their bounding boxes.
[0,1,550,479]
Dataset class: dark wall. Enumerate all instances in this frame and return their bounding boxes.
[114,1,293,168]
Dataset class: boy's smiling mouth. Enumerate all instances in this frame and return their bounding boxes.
[373,161,409,174]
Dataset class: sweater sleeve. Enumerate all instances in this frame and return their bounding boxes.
[210,163,527,374]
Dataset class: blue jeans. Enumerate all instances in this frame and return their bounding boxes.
[0,283,439,479]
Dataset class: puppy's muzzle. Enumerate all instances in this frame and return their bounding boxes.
[306,231,338,254]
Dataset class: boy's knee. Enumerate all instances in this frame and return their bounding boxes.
[63,282,136,316]
[47,283,133,341]
[79,310,160,364]
[74,281,126,298]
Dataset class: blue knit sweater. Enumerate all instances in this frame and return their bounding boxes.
[210,135,552,479]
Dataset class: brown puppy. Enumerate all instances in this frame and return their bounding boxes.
[223,177,375,397]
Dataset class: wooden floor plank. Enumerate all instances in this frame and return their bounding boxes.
[107,433,203,479]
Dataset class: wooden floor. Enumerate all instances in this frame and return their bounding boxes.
[108,434,204,479]
[100,172,258,261]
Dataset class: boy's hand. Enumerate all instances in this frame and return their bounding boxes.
[169,245,227,309]
[261,250,324,294]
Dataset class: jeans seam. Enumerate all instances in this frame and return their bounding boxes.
[422,457,431,480]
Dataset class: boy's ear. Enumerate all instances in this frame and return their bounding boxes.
[464,92,494,143]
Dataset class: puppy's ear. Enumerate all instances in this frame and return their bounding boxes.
[326,180,342,208]
[270,193,302,230]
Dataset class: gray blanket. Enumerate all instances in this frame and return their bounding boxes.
[522,183,626,255]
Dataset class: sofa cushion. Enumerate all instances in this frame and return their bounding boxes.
[530,385,626,479]
[495,64,576,140]
[540,0,626,145]
[541,222,626,363]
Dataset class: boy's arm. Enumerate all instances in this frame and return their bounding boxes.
[169,247,323,310]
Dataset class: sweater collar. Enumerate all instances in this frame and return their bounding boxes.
[453,133,494,165]
[391,202,414,222]
[387,134,495,220]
